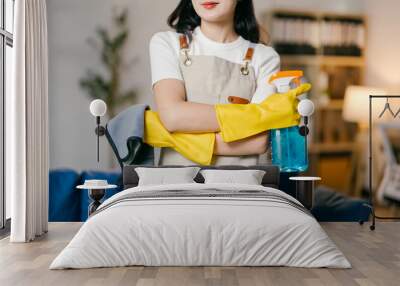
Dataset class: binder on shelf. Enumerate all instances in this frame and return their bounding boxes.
[321,17,365,56]
[272,13,318,55]
[271,12,365,57]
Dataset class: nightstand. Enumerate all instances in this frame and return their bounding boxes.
[77,180,117,216]
[289,176,321,210]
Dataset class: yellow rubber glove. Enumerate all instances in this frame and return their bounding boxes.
[144,111,215,165]
[215,83,312,142]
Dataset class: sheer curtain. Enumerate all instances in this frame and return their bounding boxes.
[7,0,49,242]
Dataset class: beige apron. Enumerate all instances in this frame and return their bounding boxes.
[159,32,263,166]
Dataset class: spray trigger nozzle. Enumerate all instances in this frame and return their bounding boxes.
[269,70,304,93]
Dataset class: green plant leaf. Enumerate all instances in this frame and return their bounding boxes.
[116,10,128,27]
[80,71,110,100]
[112,30,128,51]
[80,7,135,113]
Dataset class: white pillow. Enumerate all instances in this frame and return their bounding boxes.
[135,167,200,186]
[200,169,266,185]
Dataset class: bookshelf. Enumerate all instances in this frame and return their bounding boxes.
[262,10,366,193]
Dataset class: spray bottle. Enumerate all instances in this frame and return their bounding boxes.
[269,71,314,172]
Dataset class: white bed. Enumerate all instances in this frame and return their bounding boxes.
[50,183,351,269]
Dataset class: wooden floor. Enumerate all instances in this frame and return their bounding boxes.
[0,222,399,286]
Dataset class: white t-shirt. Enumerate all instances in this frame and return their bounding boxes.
[149,26,280,103]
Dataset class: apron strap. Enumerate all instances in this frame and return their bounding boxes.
[179,34,189,49]
[240,43,256,76]
[179,33,192,66]
[180,34,256,73]
[229,43,256,103]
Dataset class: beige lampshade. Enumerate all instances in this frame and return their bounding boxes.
[342,86,387,124]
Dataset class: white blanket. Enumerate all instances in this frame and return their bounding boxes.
[50,183,351,269]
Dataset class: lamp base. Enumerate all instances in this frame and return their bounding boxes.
[88,188,105,216]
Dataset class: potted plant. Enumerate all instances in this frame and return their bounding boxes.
[80,9,136,119]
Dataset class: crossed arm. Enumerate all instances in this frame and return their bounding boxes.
[153,79,268,156]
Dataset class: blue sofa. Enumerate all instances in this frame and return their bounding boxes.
[49,169,370,222]
[49,169,81,222]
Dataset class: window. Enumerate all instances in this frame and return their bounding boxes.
[0,0,14,231]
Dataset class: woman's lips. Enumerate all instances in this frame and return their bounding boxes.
[201,2,219,9]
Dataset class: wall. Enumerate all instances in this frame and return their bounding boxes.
[47,0,364,171]
[48,0,173,171]
[363,0,400,92]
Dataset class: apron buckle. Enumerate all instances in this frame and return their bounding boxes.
[184,58,192,66]
[240,61,250,76]
[182,49,192,66]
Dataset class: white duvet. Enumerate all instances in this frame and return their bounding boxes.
[50,183,351,269]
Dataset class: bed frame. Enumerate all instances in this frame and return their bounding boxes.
[122,165,280,190]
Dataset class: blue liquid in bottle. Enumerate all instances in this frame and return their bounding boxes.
[270,126,308,172]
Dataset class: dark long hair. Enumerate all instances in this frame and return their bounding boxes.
[167,0,268,44]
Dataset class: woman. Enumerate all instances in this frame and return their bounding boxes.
[148,0,307,165]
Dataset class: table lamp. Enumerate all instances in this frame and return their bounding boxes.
[343,86,387,127]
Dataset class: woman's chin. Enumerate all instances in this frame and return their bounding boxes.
[199,13,231,24]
